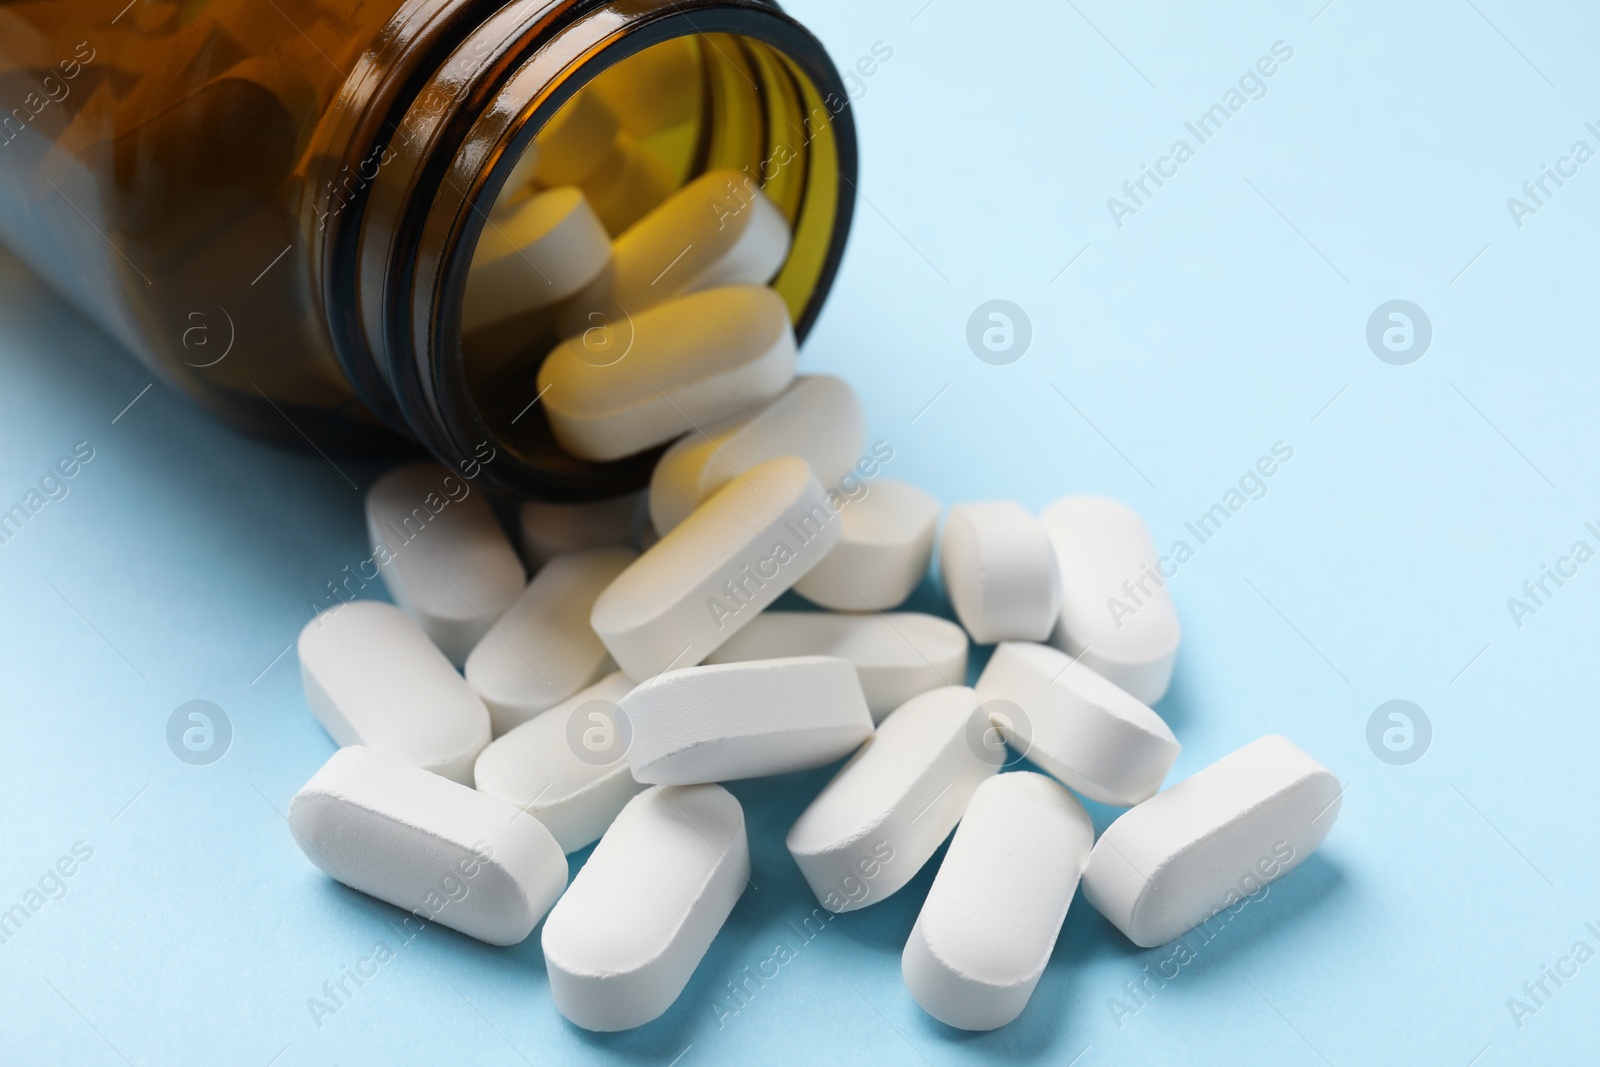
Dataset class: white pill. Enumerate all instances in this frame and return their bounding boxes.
[538,285,797,462]
[622,656,872,784]
[518,492,643,570]
[792,479,940,612]
[787,686,998,913]
[649,374,865,535]
[542,784,748,1031]
[472,671,644,852]
[1042,495,1180,704]
[558,167,791,336]
[366,464,526,665]
[590,457,840,679]
[289,746,565,945]
[1082,735,1341,948]
[530,88,620,186]
[462,187,612,333]
[940,501,1060,643]
[902,771,1094,1030]
[705,611,968,723]
[465,547,636,736]
[298,601,491,784]
[975,641,1177,806]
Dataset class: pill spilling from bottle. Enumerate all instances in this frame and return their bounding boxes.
[283,76,1341,1035]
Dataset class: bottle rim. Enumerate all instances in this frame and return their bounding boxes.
[318,0,858,500]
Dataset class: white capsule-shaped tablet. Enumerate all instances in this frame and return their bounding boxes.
[519,492,643,570]
[542,784,748,1030]
[1042,495,1180,704]
[975,641,1177,806]
[559,167,791,336]
[288,746,565,945]
[298,601,491,783]
[472,671,644,852]
[903,771,1094,1030]
[538,285,797,462]
[1083,735,1340,948]
[366,464,526,665]
[787,686,999,913]
[705,611,968,722]
[649,375,865,535]
[793,479,940,612]
[465,547,636,736]
[462,187,612,333]
[590,457,840,679]
[622,656,872,784]
[940,501,1060,644]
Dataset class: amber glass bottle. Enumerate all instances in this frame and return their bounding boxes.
[0,0,856,499]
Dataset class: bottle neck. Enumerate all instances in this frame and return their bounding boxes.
[317,0,856,500]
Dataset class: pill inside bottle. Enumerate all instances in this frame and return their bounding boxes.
[448,29,852,499]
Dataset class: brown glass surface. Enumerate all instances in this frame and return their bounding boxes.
[0,0,856,497]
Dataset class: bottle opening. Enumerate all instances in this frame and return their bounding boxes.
[448,27,850,500]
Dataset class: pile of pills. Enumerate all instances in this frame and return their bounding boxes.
[286,123,1342,1033]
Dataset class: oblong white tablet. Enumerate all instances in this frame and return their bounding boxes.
[902,772,1094,1030]
[940,501,1060,644]
[298,601,491,784]
[1082,735,1341,948]
[705,611,968,722]
[649,375,866,535]
[622,656,872,784]
[786,686,999,913]
[538,285,797,462]
[558,167,791,336]
[462,187,612,333]
[1042,495,1180,704]
[542,784,748,1030]
[792,479,940,612]
[519,492,643,570]
[289,746,566,946]
[975,641,1178,806]
[590,457,840,679]
[465,547,636,736]
[472,671,645,852]
[366,464,526,665]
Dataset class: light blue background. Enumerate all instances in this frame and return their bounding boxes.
[2,0,1598,1063]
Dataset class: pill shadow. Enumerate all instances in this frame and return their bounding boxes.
[1148,661,1194,734]
[0,246,407,619]
[1177,851,1346,975]
[307,876,554,980]
[1070,850,1347,978]
[901,883,1104,1058]
[892,568,959,621]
